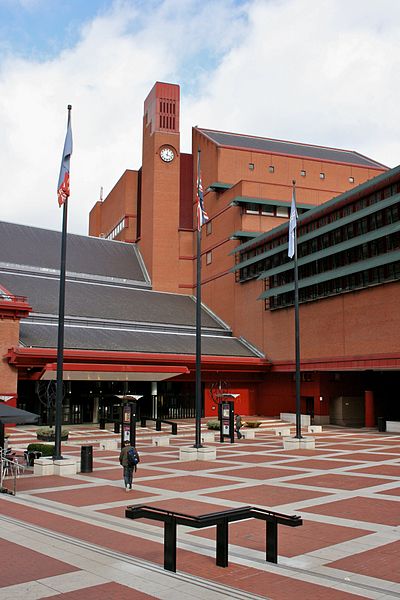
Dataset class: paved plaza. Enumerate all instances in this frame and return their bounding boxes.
[1,420,399,599]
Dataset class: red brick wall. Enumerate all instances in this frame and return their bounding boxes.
[88,170,138,242]
[204,383,257,417]
[0,319,19,396]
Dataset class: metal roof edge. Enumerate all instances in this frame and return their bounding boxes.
[237,336,265,359]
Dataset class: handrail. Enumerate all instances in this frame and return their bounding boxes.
[126,503,303,572]
[0,450,25,496]
[140,417,177,435]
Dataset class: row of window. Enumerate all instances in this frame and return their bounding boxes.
[105,217,126,240]
[300,182,400,235]
[244,203,290,217]
[267,261,400,310]
[239,208,399,286]
[237,181,400,270]
[247,162,355,183]
[298,205,399,258]
[243,203,309,218]
[268,232,400,289]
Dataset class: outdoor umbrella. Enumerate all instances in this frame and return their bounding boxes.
[0,403,39,424]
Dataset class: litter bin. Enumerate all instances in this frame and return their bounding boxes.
[114,422,120,434]
[28,451,42,467]
[99,418,106,430]
[80,445,93,473]
[377,417,386,432]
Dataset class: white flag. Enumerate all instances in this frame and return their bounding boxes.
[288,189,297,259]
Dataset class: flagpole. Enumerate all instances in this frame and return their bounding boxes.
[292,180,302,439]
[194,148,203,449]
[54,105,72,460]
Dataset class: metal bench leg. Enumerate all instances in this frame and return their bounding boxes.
[216,520,229,567]
[266,521,278,563]
[164,519,177,572]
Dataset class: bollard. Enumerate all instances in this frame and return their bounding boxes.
[377,417,386,432]
[80,445,93,473]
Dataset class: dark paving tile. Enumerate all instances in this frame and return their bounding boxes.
[302,496,400,526]
[35,484,153,506]
[292,473,390,490]
[328,540,400,583]
[205,483,330,506]
[0,538,78,587]
[191,518,373,557]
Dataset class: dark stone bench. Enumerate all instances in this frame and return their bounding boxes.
[140,417,177,435]
[126,504,302,572]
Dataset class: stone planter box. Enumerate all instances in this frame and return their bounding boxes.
[37,433,69,442]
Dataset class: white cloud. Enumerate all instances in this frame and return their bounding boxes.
[183,0,400,165]
[0,0,399,235]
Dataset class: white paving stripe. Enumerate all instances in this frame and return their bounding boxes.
[0,516,266,600]
[0,571,107,600]
[4,424,400,598]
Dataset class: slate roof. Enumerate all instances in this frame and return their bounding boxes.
[0,271,223,331]
[0,221,149,286]
[198,129,387,169]
[19,323,256,357]
[0,221,263,359]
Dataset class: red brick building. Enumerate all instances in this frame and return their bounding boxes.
[88,81,398,426]
[1,81,398,427]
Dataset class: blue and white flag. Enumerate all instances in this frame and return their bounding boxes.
[288,187,297,259]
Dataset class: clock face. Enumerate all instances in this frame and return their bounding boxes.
[160,147,175,162]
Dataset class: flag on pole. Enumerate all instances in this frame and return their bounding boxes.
[196,164,209,230]
[288,185,297,258]
[57,112,73,207]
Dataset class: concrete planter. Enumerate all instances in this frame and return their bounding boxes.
[37,430,69,442]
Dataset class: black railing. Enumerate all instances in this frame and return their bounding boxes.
[140,417,177,435]
[126,504,302,572]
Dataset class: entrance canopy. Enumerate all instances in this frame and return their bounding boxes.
[40,363,190,382]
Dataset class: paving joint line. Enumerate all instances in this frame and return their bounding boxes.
[0,514,266,600]
[2,495,399,598]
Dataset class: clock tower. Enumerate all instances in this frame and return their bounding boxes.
[139,82,181,292]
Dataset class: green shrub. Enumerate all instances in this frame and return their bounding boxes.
[207,420,220,430]
[244,421,261,428]
[27,443,55,456]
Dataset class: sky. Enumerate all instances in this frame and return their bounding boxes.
[1,0,400,235]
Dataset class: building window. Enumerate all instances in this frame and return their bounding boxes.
[245,203,260,215]
[349,176,355,183]
[320,172,325,180]
[300,170,306,177]
[261,205,275,216]
[276,206,289,218]
[106,217,126,240]
[268,165,275,173]
[249,163,255,171]
[206,220,212,235]
[206,251,212,265]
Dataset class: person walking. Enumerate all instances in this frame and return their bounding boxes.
[119,441,140,491]
[235,414,243,439]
